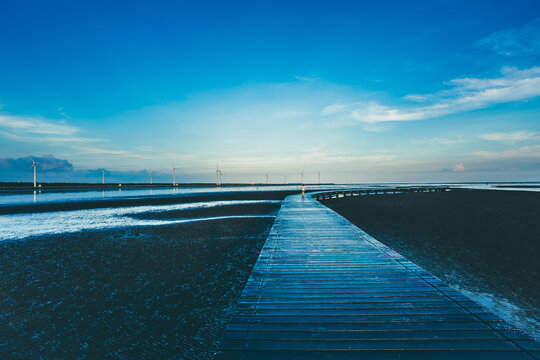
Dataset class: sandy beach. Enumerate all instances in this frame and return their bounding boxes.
[0,202,280,359]
[322,189,540,338]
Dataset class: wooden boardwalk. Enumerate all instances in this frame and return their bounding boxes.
[216,194,539,359]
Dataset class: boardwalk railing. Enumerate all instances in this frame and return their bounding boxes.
[312,186,448,201]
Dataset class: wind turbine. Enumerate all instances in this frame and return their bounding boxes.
[149,169,153,184]
[31,159,38,188]
[216,163,223,186]
[102,169,105,185]
[284,175,287,184]
[172,164,177,186]
[301,170,304,185]
[266,174,269,185]
[317,170,321,184]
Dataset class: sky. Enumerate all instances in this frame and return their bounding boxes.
[0,0,539,183]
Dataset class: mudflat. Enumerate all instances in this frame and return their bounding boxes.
[0,216,274,359]
[322,189,540,337]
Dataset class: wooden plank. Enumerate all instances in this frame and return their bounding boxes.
[215,194,538,359]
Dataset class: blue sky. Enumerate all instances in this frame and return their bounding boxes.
[1,0,539,183]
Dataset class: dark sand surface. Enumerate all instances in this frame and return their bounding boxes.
[322,189,539,336]
[0,216,274,359]
[130,202,281,220]
[0,190,297,215]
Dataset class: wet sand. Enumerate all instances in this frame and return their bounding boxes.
[322,189,540,337]
[130,202,281,220]
[0,214,275,359]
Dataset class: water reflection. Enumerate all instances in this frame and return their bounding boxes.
[9,182,538,207]
[0,185,365,206]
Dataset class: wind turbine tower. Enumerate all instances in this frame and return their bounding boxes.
[317,170,321,184]
[284,175,286,184]
[31,160,38,188]
[172,166,176,186]
[150,169,153,184]
[216,163,223,186]
[266,174,269,185]
[102,169,105,185]
[301,171,304,185]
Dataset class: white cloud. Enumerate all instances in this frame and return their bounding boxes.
[0,114,78,135]
[473,145,540,161]
[453,163,465,172]
[480,131,538,142]
[351,66,540,123]
[220,151,395,170]
[321,103,352,115]
[479,18,540,57]
[73,146,147,159]
[403,94,431,102]
[417,136,469,145]
[45,136,103,143]
[0,112,153,167]
[352,103,432,123]
[0,113,108,147]
[0,130,24,141]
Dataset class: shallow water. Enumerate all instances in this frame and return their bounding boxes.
[0,200,280,240]
[2,182,539,206]
[0,184,360,205]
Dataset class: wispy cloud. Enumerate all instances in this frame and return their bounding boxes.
[432,136,468,145]
[2,74,539,181]
[297,146,395,164]
[73,146,148,159]
[0,112,151,162]
[479,18,540,57]
[0,114,78,135]
[321,103,354,115]
[217,150,395,170]
[480,131,539,142]
[0,113,105,146]
[1,132,102,145]
[473,144,540,160]
[350,67,540,123]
